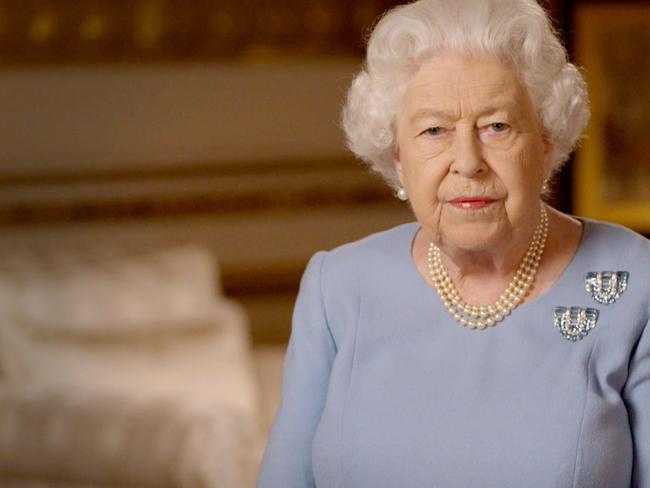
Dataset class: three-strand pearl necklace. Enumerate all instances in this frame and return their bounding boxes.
[427,205,549,329]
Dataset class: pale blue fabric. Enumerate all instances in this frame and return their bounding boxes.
[258,219,650,488]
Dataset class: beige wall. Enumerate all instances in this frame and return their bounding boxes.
[0,59,360,177]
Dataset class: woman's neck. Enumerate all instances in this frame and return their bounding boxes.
[413,206,583,306]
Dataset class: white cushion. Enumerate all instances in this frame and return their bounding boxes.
[0,302,260,417]
[0,384,263,488]
[0,244,219,334]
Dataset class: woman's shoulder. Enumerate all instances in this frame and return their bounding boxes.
[299,223,418,341]
[320,221,418,269]
[305,222,418,299]
[580,218,650,265]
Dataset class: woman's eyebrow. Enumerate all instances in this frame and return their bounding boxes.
[408,108,453,124]
[408,104,515,125]
[475,106,511,117]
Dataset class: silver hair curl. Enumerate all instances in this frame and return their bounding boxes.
[342,0,590,189]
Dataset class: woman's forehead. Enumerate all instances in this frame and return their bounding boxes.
[401,54,530,117]
[410,53,520,94]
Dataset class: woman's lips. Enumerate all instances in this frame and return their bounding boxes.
[448,197,497,210]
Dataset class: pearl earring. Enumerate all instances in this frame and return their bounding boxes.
[397,187,408,201]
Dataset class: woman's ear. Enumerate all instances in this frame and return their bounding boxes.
[393,146,404,184]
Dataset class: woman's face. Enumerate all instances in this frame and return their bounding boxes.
[395,52,551,254]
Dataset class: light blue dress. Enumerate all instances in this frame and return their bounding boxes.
[258,219,650,488]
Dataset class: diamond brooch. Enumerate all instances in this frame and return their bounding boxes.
[585,271,629,305]
[554,306,599,342]
[553,271,628,341]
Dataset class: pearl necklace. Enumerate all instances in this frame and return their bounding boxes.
[427,205,549,329]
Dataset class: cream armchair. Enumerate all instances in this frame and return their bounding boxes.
[0,243,264,487]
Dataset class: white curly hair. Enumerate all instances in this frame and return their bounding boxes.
[342,0,590,189]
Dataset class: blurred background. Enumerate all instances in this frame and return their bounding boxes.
[0,0,647,486]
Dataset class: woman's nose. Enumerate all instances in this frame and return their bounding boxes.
[450,130,487,177]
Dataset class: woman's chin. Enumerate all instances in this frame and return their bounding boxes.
[438,222,509,253]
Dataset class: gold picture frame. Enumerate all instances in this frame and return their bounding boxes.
[574,3,650,232]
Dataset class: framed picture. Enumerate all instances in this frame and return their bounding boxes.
[574,3,650,232]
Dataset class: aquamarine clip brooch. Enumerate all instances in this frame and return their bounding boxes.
[554,306,599,342]
[585,271,629,305]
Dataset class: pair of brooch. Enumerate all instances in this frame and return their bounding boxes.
[554,271,629,342]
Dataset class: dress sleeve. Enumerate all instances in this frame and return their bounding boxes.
[257,251,337,488]
[623,317,650,488]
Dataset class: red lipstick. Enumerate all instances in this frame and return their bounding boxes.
[448,197,496,210]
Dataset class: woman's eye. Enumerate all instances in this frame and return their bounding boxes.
[490,122,509,132]
[423,127,444,136]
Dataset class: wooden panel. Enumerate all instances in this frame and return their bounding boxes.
[0,159,393,224]
[0,0,399,64]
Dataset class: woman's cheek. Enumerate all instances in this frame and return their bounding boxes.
[414,137,450,160]
[483,132,518,152]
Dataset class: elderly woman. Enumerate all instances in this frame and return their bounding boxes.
[258,0,650,486]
